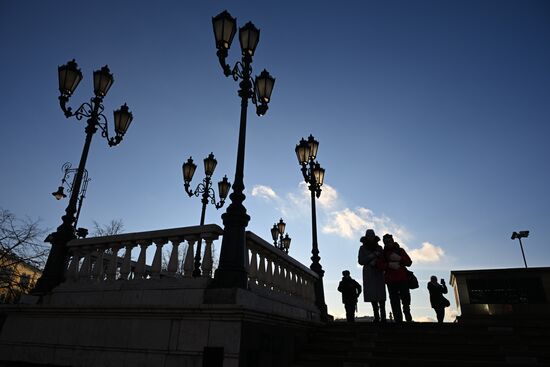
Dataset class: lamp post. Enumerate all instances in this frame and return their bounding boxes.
[51,162,91,231]
[270,218,292,254]
[33,59,133,294]
[511,230,529,268]
[182,153,231,276]
[211,10,275,288]
[295,134,328,320]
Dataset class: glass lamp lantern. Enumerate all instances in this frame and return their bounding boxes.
[58,59,83,97]
[204,153,218,177]
[212,10,237,50]
[239,21,260,56]
[255,69,275,104]
[182,157,197,183]
[93,65,114,97]
[113,103,133,136]
[295,138,310,165]
[313,162,325,186]
[307,135,319,160]
[218,175,231,200]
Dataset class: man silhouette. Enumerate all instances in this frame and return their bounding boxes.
[338,270,362,322]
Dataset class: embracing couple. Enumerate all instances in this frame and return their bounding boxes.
[358,229,413,323]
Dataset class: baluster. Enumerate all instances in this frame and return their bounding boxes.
[290,272,298,296]
[67,249,81,281]
[272,263,280,291]
[257,252,266,287]
[202,238,214,278]
[78,246,93,280]
[134,240,151,279]
[92,246,106,281]
[284,268,292,294]
[151,239,167,279]
[248,249,258,284]
[120,243,134,280]
[106,244,121,281]
[166,237,181,276]
[298,276,306,299]
[183,238,196,277]
[265,258,273,289]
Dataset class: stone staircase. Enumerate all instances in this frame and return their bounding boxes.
[291,321,550,367]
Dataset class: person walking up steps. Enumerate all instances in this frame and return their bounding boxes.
[358,229,387,322]
[383,233,413,323]
[338,270,362,322]
[428,275,450,323]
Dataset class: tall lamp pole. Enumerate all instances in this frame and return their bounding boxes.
[51,162,91,231]
[182,153,231,276]
[511,230,529,268]
[295,135,328,320]
[33,60,133,294]
[211,10,275,288]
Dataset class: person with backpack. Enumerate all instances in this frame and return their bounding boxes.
[358,229,387,322]
[383,233,413,323]
[428,275,450,323]
[337,270,362,322]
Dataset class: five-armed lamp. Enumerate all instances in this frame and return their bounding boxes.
[211,10,275,288]
[270,218,292,254]
[182,153,231,276]
[33,59,133,294]
[295,134,328,320]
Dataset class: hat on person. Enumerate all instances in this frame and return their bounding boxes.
[360,229,380,243]
[383,234,394,241]
[342,270,350,276]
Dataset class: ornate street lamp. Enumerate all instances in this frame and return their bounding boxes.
[33,59,133,294]
[51,162,91,230]
[183,153,231,276]
[211,10,275,288]
[295,134,328,321]
[270,219,292,254]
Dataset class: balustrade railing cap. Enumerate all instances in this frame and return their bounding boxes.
[67,224,223,247]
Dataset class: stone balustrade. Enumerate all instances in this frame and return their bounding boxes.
[65,224,223,282]
[246,231,318,304]
[63,224,318,307]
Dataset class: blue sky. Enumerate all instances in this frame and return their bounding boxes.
[1,0,549,321]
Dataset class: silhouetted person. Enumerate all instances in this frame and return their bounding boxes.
[358,229,387,322]
[338,270,362,322]
[383,234,413,323]
[428,275,449,323]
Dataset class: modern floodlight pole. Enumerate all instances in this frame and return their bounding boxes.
[518,237,527,268]
[211,10,275,288]
[33,60,133,294]
[295,135,328,321]
[511,231,529,268]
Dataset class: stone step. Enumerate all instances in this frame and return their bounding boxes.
[291,354,541,367]
[292,323,550,367]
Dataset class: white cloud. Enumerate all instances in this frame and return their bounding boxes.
[322,207,409,244]
[251,185,279,201]
[318,184,338,209]
[322,208,368,239]
[252,183,446,265]
[409,242,445,263]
